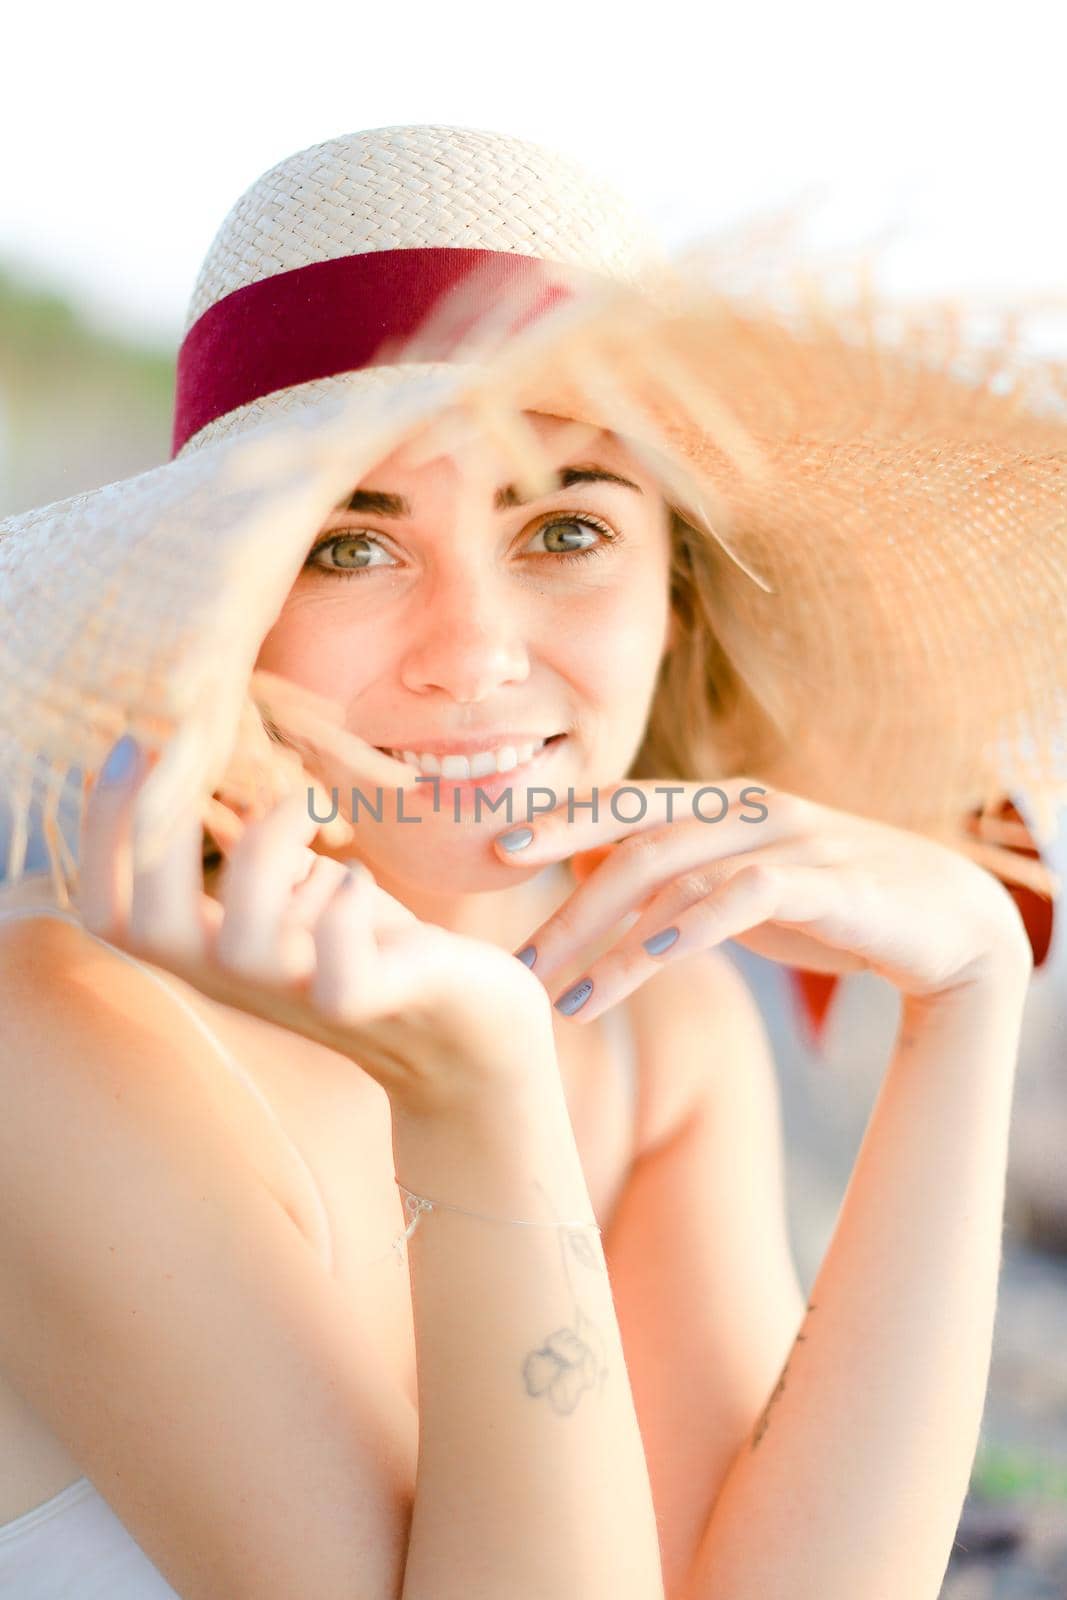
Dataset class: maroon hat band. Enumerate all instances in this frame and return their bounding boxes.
[171,247,586,457]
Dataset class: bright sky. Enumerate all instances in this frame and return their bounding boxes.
[4,0,1066,349]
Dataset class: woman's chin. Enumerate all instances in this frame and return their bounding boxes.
[348,831,552,896]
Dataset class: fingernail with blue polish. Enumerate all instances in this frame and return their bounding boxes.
[555,978,593,1016]
[643,926,680,956]
[99,734,140,787]
[515,944,537,968]
[497,826,534,853]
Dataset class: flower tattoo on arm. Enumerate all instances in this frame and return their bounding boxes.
[520,1205,610,1415]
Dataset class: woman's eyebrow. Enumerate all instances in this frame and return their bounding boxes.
[332,466,643,517]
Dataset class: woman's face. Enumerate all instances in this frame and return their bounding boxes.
[255,411,675,892]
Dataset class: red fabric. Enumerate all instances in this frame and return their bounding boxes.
[791,968,842,1048]
[791,796,1057,1048]
[172,247,582,456]
[979,797,1056,968]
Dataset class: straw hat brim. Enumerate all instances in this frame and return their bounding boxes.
[1,254,1066,906]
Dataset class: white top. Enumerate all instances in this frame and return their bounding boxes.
[0,897,639,1596]
[0,1478,181,1598]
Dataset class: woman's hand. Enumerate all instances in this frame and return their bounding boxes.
[75,736,557,1116]
[492,778,1035,1022]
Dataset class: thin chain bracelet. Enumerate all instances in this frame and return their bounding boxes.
[391,1178,601,1264]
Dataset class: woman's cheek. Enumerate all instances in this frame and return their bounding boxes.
[256,599,370,699]
[553,598,665,774]
[576,585,667,701]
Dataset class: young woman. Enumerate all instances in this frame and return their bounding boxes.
[0,123,1062,1600]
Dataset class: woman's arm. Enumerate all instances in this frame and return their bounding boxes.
[53,748,669,1599]
[493,776,1041,1598]
[0,915,666,1600]
[676,957,1029,1600]
[601,948,808,1599]
[392,1054,666,1600]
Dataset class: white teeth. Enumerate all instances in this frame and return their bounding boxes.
[388,738,549,778]
[401,749,440,774]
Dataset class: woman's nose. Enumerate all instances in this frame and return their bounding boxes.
[397,568,532,700]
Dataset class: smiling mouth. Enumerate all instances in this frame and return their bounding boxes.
[372,733,567,783]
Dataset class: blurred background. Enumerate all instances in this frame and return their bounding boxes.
[2,2,1065,1592]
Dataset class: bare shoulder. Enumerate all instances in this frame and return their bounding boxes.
[0,908,197,1082]
[0,906,129,1037]
[625,943,774,1156]
[0,909,312,1237]
[0,907,416,1596]
[0,909,235,1170]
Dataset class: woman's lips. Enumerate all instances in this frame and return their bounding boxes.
[378,734,568,804]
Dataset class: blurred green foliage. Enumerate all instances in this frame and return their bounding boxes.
[0,261,177,515]
[972,1441,1067,1502]
[0,262,174,395]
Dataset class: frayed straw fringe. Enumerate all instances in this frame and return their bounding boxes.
[2,232,1067,906]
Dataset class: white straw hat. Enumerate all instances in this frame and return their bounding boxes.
[1,122,1065,945]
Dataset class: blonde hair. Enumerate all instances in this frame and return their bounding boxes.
[628,507,769,789]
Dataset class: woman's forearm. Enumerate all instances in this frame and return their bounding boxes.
[678,960,1030,1600]
[391,1052,665,1600]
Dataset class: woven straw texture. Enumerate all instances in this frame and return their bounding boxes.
[1,124,1066,910]
[183,124,663,332]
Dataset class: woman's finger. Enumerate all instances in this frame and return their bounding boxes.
[635,860,848,964]
[202,796,247,856]
[551,861,854,1022]
[214,789,325,980]
[128,806,211,963]
[492,776,783,871]
[284,851,351,928]
[309,863,382,1023]
[304,864,505,1101]
[519,811,821,984]
[310,863,481,1028]
[76,735,151,941]
[280,849,419,944]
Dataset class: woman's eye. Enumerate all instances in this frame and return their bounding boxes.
[526,514,617,561]
[304,531,394,575]
[303,513,618,580]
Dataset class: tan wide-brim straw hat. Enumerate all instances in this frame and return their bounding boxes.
[1,122,1066,919]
